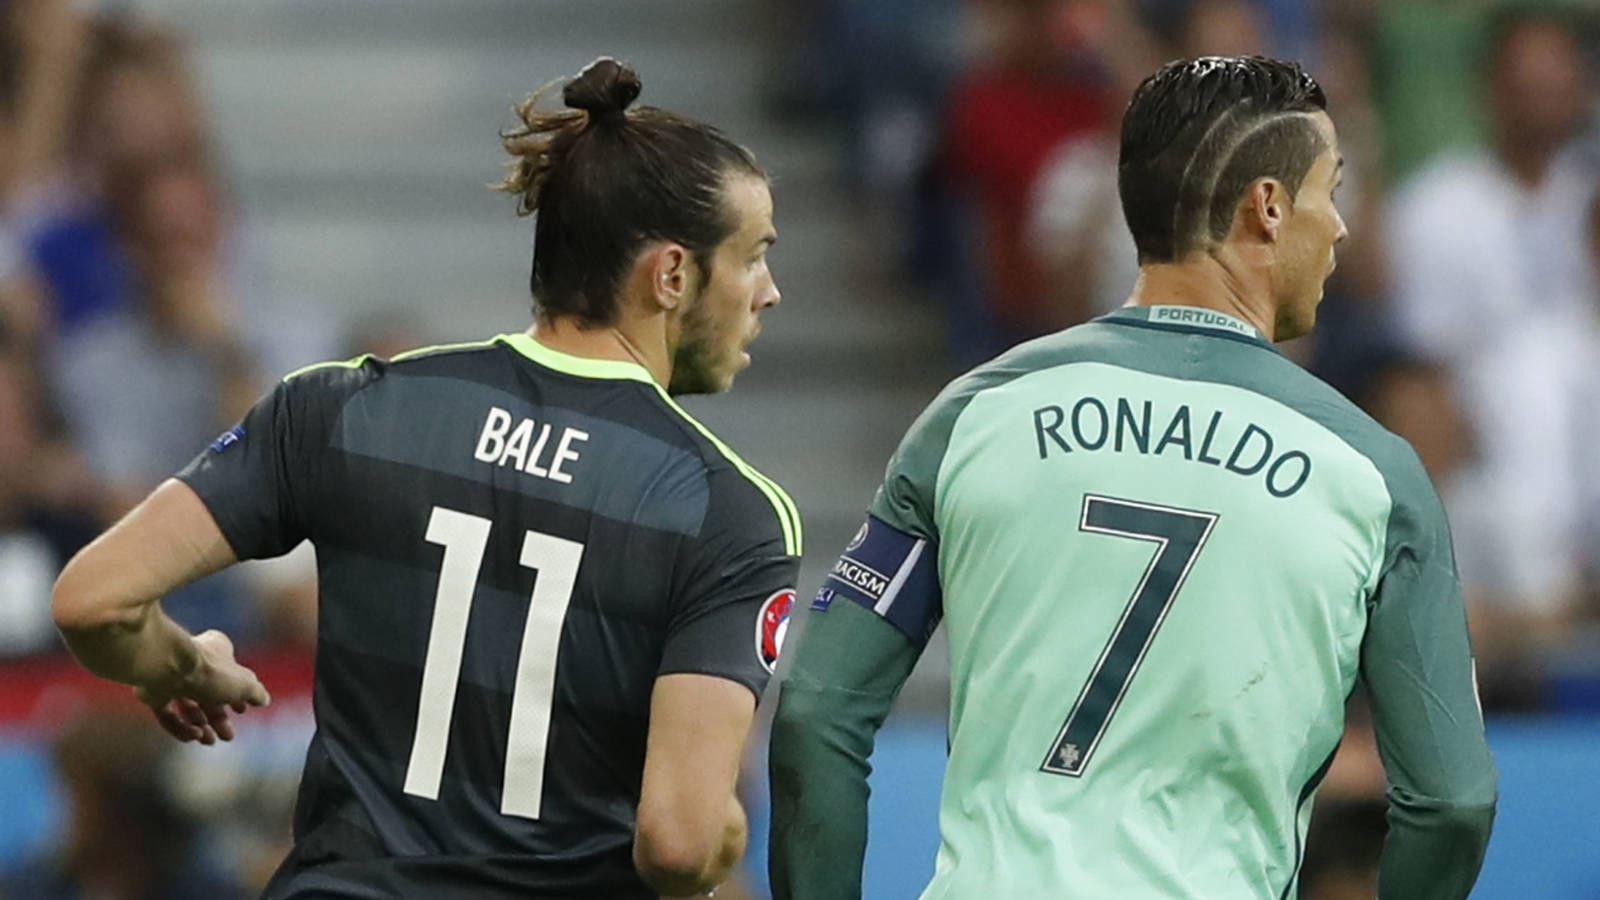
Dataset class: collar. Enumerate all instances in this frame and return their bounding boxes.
[496,332,658,384]
[1101,305,1276,351]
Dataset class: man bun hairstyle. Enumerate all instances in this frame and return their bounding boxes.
[1119,55,1329,264]
[560,57,641,121]
[497,57,764,326]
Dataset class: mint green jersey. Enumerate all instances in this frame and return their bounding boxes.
[771,305,1496,900]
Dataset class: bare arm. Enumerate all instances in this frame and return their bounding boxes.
[634,673,757,897]
[53,478,270,742]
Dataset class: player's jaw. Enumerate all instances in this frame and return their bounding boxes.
[667,286,759,395]
[668,173,779,395]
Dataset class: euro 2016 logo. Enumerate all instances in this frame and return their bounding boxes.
[756,588,797,673]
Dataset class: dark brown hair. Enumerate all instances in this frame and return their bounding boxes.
[497,57,764,326]
[1119,56,1328,264]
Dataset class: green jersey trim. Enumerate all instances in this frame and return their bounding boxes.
[327,331,799,555]
[498,331,800,554]
[281,354,375,382]
[390,338,499,361]
[495,333,658,384]
[1278,735,1343,899]
[651,387,803,557]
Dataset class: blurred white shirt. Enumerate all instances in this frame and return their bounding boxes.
[1389,148,1598,358]
[1029,135,1140,317]
[1388,148,1600,610]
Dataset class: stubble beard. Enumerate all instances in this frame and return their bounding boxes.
[667,333,729,396]
[667,289,734,396]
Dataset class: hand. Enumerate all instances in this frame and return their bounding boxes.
[135,630,271,745]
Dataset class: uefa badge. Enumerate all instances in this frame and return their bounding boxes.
[209,424,246,453]
[845,521,869,552]
[756,588,797,673]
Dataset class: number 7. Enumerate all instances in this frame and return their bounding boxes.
[1041,495,1218,777]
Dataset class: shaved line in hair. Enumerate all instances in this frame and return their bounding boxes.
[1175,109,1327,256]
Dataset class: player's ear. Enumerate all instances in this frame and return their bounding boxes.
[1243,178,1288,244]
[646,242,694,314]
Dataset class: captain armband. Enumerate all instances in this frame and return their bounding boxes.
[812,515,942,648]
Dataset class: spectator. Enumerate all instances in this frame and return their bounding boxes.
[0,15,51,355]
[0,331,97,658]
[1385,3,1597,627]
[45,150,266,643]
[1366,0,1491,183]
[769,0,965,200]
[1306,18,1397,393]
[1172,0,1270,57]
[1575,192,1600,605]
[1388,4,1596,355]
[52,152,260,521]
[1360,354,1553,708]
[0,709,241,900]
[1028,0,1274,326]
[1302,698,1386,900]
[8,14,208,335]
[12,13,333,374]
[940,0,1160,362]
[0,340,62,655]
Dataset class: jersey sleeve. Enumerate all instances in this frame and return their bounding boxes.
[1361,444,1497,900]
[176,362,365,560]
[658,468,801,698]
[770,384,969,898]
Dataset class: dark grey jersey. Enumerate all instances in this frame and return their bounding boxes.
[178,334,802,899]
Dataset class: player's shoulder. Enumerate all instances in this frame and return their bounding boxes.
[1012,315,1430,502]
[278,351,388,407]
[640,392,803,557]
[905,320,1128,439]
[1199,343,1438,513]
[1253,351,1426,483]
[386,336,799,545]
[278,336,510,391]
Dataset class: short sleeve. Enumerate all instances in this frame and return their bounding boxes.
[177,370,340,560]
[659,470,802,698]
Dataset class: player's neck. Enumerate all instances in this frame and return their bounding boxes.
[527,317,673,386]
[1126,255,1277,341]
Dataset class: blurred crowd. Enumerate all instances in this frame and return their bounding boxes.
[0,0,1597,897]
[0,3,349,896]
[0,0,338,662]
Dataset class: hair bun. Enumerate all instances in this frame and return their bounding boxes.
[563,57,642,121]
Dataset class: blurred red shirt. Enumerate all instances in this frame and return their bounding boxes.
[946,63,1112,332]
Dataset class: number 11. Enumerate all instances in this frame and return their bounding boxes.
[404,506,584,819]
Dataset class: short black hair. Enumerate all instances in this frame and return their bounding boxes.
[1119,55,1329,264]
[498,58,764,326]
